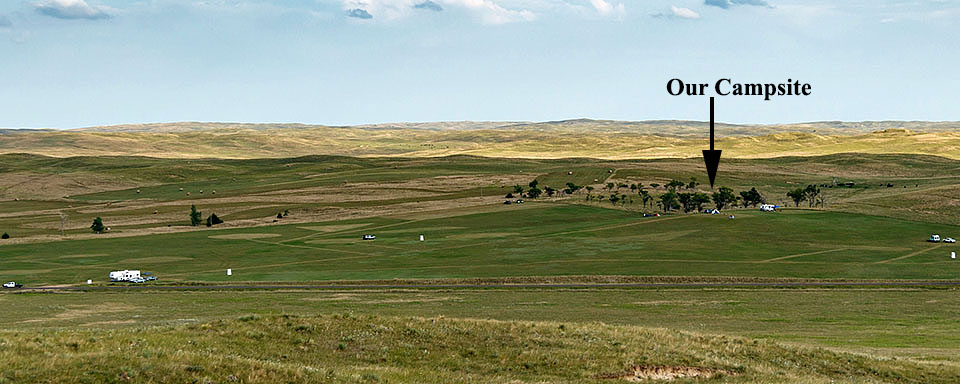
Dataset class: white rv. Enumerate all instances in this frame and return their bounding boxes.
[760,204,778,212]
[109,270,141,282]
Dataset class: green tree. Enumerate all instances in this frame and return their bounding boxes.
[678,193,709,212]
[687,177,699,190]
[712,186,737,210]
[608,194,620,205]
[206,213,224,227]
[1,232,8,239]
[527,187,542,199]
[739,188,764,207]
[190,205,202,226]
[513,185,524,194]
[659,192,680,212]
[650,183,661,190]
[639,190,652,208]
[666,179,685,191]
[544,187,556,197]
[787,188,806,207]
[90,217,105,234]
[804,184,821,208]
[528,179,539,189]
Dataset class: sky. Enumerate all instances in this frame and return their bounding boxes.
[0,0,958,128]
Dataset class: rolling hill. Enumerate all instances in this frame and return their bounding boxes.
[1,120,958,159]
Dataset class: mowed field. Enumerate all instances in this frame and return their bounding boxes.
[2,205,960,285]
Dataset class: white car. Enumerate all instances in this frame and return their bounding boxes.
[945,238,957,243]
[2,281,23,288]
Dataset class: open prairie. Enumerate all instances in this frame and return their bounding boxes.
[3,125,960,383]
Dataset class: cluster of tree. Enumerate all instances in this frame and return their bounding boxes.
[657,186,762,212]
[739,187,764,207]
[509,179,588,200]
[190,205,225,227]
[786,185,823,207]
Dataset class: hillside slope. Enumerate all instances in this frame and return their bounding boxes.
[0,120,958,159]
[3,314,957,383]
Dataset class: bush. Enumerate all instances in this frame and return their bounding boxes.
[1,232,8,239]
[205,213,224,227]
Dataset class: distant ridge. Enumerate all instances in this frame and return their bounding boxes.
[0,119,957,160]
[67,119,960,136]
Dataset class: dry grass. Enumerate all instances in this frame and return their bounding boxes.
[4,122,960,159]
[2,313,958,383]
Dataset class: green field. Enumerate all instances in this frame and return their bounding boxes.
[3,150,960,382]
[1,205,959,285]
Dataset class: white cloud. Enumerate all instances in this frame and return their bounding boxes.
[451,0,536,23]
[671,6,699,19]
[341,0,535,24]
[33,0,113,20]
[589,0,625,17]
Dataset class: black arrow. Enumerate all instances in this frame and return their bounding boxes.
[702,97,722,188]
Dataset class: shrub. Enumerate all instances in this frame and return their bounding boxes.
[205,213,224,227]
[1,232,8,239]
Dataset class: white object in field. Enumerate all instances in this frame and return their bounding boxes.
[109,270,141,282]
[2,282,16,288]
[419,234,424,241]
[226,268,232,276]
[952,252,956,259]
[86,279,92,285]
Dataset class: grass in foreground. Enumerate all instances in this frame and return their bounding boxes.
[2,313,958,383]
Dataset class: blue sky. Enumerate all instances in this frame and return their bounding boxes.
[0,0,958,128]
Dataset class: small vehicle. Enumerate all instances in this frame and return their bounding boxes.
[515,199,524,204]
[130,277,146,283]
[503,200,512,205]
[929,234,942,242]
[2,281,23,289]
[945,238,957,243]
[146,276,158,281]
[362,234,376,240]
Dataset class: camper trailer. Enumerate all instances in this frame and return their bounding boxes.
[109,270,141,282]
[760,204,778,212]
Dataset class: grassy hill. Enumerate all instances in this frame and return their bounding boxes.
[2,120,959,159]
[3,313,959,383]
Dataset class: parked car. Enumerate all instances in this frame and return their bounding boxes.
[362,234,376,240]
[503,200,512,205]
[929,234,942,242]
[2,281,23,289]
[130,277,146,283]
[945,237,957,243]
[146,276,158,281]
